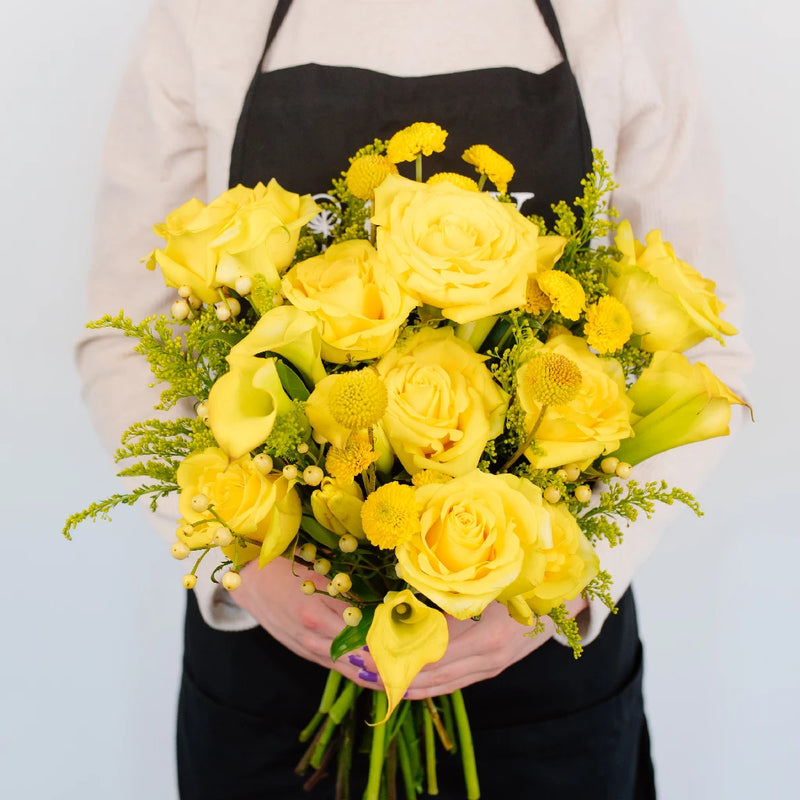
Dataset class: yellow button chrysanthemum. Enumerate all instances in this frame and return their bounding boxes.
[525,275,552,315]
[325,432,380,482]
[536,270,586,321]
[345,154,398,201]
[426,172,480,191]
[522,353,582,407]
[584,296,633,354]
[461,144,515,193]
[328,368,388,430]
[386,122,448,163]
[411,470,452,488]
[361,482,420,550]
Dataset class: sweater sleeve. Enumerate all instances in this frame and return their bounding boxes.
[557,0,752,646]
[76,0,258,632]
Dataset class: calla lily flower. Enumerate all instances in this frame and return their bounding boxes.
[207,354,295,459]
[612,351,750,466]
[366,590,448,722]
[229,305,327,386]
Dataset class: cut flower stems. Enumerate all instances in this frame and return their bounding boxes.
[65,121,750,798]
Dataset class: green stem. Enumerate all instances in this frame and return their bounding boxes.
[451,690,480,800]
[415,154,423,182]
[439,695,457,754]
[299,710,325,743]
[386,740,398,800]
[396,729,418,800]
[320,670,344,714]
[364,693,389,800]
[422,702,439,796]
[424,698,454,752]
[335,704,356,800]
[500,403,549,472]
[400,708,421,786]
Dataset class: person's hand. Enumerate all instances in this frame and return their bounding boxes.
[230,556,385,690]
[232,556,588,695]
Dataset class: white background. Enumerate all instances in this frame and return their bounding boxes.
[1,1,797,798]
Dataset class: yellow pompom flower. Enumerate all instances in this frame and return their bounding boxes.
[325,432,380,482]
[525,275,552,315]
[386,122,448,163]
[328,368,389,430]
[522,353,582,407]
[536,270,586,321]
[426,172,480,191]
[584,296,633,353]
[361,482,420,550]
[462,144,515,193]
[411,470,452,488]
[346,154,399,201]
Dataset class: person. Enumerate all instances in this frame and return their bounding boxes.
[77,1,751,797]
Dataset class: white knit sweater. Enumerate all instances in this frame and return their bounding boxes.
[77,0,751,641]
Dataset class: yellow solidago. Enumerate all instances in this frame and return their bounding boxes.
[346,154,398,201]
[584,296,633,353]
[525,275,552,315]
[325,432,380,482]
[426,172,480,192]
[522,353,582,406]
[536,270,586,321]
[411,470,452,488]
[386,122,448,163]
[328,368,388,430]
[462,144,515,193]
[361,482,420,550]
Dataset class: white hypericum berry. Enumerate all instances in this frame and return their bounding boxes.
[222,571,242,591]
[343,607,363,627]
[300,580,316,596]
[196,401,209,420]
[600,457,620,475]
[298,543,317,562]
[302,466,324,486]
[171,299,191,320]
[615,462,632,479]
[574,485,593,504]
[563,463,581,482]
[326,582,339,597]
[332,573,352,594]
[253,453,273,475]
[543,486,561,504]
[182,574,198,590]
[216,304,232,322]
[234,275,253,296]
[190,493,209,513]
[282,464,299,481]
[211,528,233,547]
[187,294,202,310]
[170,541,190,560]
[178,285,192,298]
[272,294,284,307]
[311,430,328,445]
[338,534,358,553]
[297,443,309,455]
[313,558,331,576]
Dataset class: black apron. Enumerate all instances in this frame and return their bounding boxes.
[178,2,656,797]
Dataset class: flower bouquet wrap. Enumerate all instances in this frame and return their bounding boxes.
[65,122,748,799]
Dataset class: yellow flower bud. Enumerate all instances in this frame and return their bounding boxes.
[332,573,352,594]
[314,558,331,576]
[574,485,592,504]
[222,571,242,591]
[301,580,316,595]
[543,487,561,504]
[343,606,363,627]
[171,541,190,560]
[182,574,198,589]
[298,543,317,562]
[338,534,358,553]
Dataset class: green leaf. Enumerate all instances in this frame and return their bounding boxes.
[300,515,340,549]
[330,605,375,662]
[275,359,311,401]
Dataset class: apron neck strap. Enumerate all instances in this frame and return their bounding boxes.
[535,0,569,61]
[256,0,294,76]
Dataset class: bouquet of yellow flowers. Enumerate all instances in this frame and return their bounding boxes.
[65,122,747,799]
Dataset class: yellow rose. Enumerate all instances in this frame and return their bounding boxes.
[310,478,365,538]
[282,240,416,363]
[516,334,634,469]
[505,503,599,624]
[612,350,750,466]
[608,220,738,352]
[376,327,508,477]
[147,182,319,301]
[207,354,295,459]
[212,180,320,290]
[176,447,301,566]
[371,174,566,324]
[396,470,552,620]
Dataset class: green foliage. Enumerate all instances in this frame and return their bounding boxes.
[262,401,310,460]
[605,338,653,386]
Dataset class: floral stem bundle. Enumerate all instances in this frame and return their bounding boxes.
[65,121,748,799]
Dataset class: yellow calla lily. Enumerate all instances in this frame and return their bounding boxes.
[613,351,750,466]
[229,304,327,386]
[366,590,448,722]
[207,354,294,459]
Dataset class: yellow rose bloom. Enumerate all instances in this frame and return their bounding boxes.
[504,503,599,624]
[207,354,295,459]
[612,351,750,466]
[282,240,417,363]
[212,179,320,289]
[176,447,301,566]
[376,327,508,477]
[310,478,365,538]
[516,334,634,469]
[397,470,552,620]
[371,174,566,324]
[608,220,738,352]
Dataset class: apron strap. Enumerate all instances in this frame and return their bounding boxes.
[535,0,569,61]
[257,0,294,76]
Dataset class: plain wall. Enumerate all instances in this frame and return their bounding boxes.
[1,2,797,798]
